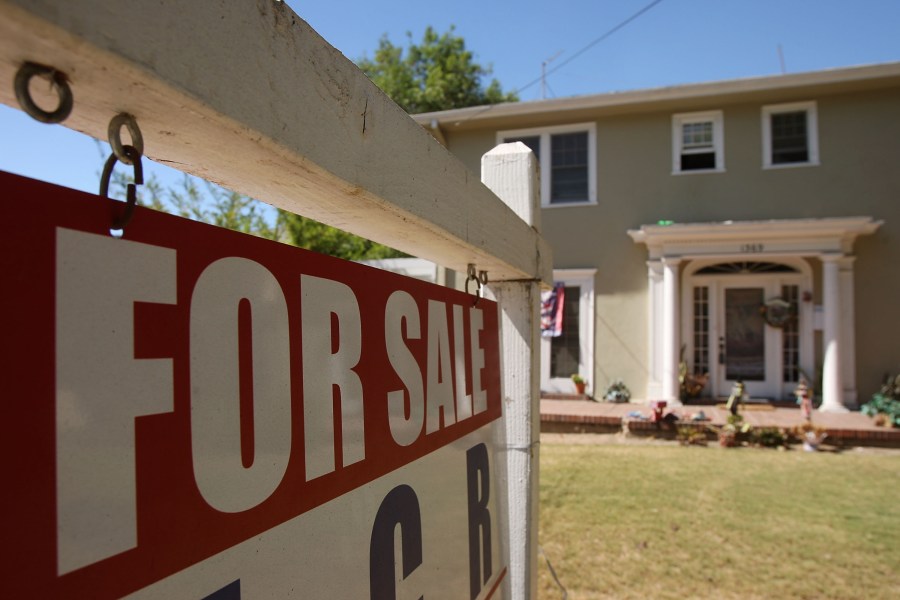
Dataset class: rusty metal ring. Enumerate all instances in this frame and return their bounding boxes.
[100,145,143,232]
[14,62,73,124]
[108,113,144,165]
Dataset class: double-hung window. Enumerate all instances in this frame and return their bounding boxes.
[762,101,819,168]
[672,111,724,174]
[497,123,597,207]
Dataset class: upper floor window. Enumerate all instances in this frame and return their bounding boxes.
[762,101,819,168]
[672,111,724,174]
[498,123,597,207]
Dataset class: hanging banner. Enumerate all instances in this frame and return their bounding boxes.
[540,283,565,338]
[0,171,508,599]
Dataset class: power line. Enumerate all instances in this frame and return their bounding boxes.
[516,0,668,96]
[448,0,667,125]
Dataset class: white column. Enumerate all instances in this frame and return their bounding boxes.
[482,142,541,600]
[839,256,858,408]
[821,255,847,412]
[662,258,682,403]
[646,261,664,399]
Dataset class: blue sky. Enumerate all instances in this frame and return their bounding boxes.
[3,0,899,196]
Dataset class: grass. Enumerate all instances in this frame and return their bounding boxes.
[538,440,900,599]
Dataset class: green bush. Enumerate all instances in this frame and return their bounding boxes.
[860,373,900,427]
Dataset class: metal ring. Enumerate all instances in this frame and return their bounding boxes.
[13,62,73,124]
[108,113,144,165]
[465,264,482,306]
[100,145,143,231]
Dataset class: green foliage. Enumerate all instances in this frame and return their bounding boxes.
[103,145,404,259]
[357,26,518,114]
[279,211,406,261]
[141,175,285,241]
[750,427,788,448]
[102,144,283,242]
[861,373,900,427]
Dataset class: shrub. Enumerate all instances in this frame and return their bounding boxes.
[860,373,900,427]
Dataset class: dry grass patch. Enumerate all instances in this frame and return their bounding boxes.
[538,441,900,599]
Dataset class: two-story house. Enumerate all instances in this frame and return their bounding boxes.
[412,62,900,411]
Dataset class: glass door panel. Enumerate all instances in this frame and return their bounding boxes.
[724,288,766,381]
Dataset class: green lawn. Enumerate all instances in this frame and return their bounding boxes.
[538,440,900,599]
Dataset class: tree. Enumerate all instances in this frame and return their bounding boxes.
[107,27,514,259]
[280,212,404,260]
[358,26,518,114]
[141,175,285,241]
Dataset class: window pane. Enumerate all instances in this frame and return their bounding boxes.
[693,286,710,376]
[771,111,808,164]
[682,121,713,149]
[681,152,716,170]
[550,132,588,203]
[503,135,541,160]
[550,286,580,378]
[782,285,800,383]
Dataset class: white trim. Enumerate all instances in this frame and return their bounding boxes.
[628,216,882,260]
[631,218,881,404]
[672,110,725,174]
[762,100,819,169]
[540,268,596,395]
[497,123,598,207]
[682,257,814,399]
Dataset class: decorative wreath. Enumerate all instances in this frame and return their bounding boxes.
[759,297,794,328]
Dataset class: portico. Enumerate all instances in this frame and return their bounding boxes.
[629,216,881,410]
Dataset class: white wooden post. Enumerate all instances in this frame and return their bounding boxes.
[482,142,542,600]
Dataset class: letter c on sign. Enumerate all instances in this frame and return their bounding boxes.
[370,485,423,600]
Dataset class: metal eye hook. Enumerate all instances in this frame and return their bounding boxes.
[108,113,144,165]
[14,62,73,124]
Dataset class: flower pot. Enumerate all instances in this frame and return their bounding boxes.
[574,382,586,395]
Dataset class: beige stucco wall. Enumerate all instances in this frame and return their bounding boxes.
[444,85,900,400]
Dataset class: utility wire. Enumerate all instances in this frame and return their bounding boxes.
[447,0,667,125]
[516,0,668,96]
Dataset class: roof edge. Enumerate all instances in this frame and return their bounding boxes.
[414,62,900,127]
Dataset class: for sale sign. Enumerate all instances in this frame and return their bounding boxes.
[0,171,508,599]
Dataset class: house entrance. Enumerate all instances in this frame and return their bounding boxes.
[685,260,810,400]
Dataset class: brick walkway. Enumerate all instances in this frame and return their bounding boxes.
[541,398,900,447]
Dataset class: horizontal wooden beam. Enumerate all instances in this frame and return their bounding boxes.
[0,0,552,284]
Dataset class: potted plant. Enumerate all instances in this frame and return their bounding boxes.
[604,379,631,403]
[571,374,587,395]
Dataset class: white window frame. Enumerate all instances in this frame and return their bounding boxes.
[497,123,597,208]
[762,101,819,169]
[540,268,596,395]
[672,110,725,174]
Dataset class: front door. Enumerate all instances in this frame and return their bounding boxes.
[720,285,773,397]
[685,261,810,401]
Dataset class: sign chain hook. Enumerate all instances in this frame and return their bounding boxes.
[100,113,145,234]
[465,264,489,306]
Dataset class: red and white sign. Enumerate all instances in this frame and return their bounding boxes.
[0,171,508,599]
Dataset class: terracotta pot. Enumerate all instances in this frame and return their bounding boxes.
[574,382,586,395]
